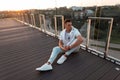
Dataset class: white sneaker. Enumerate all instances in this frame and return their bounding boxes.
[57,55,67,64]
[36,63,53,71]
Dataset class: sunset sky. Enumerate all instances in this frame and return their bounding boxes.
[0,0,120,11]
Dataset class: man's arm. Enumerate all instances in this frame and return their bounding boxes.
[59,40,63,49]
[59,40,68,51]
[69,35,83,49]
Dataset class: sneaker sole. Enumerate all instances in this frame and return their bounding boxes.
[36,68,53,71]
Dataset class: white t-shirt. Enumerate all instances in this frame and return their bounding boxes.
[65,32,71,41]
[59,26,81,46]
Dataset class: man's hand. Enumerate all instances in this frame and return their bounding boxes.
[62,46,71,51]
[59,40,69,51]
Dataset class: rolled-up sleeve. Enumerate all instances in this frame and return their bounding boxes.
[59,32,62,40]
[75,29,81,37]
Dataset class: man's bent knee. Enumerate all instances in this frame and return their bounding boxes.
[53,46,61,51]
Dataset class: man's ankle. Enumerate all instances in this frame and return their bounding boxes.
[64,54,68,57]
[47,62,51,65]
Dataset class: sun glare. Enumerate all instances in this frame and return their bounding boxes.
[0,0,120,11]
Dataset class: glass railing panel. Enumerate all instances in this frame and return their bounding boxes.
[26,14,33,25]
[45,14,55,34]
[72,18,87,46]
[56,16,63,35]
[19,13,22,21]
[79,21,88,46]
[88,19,110,55]
[39,14,46,32]
[33,14,40,27]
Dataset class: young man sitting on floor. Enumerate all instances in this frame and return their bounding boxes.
[36,19,83,71]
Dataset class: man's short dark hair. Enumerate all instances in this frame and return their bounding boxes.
[64,19,71,24]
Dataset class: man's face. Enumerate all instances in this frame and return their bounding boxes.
[65,22,72,31]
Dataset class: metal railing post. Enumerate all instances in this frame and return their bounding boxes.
[43,15,46,33]
[39,14,42,29]
[39,14,46,32]
[24,14,27,23]
[22,13,24,22]
[62,16,64,30]
[32,14,36,27]
[26,14,29,23]
[18,13,20,20]
[105,18,114,57]
[86,19,91,50]
[20,13,22,21]
[23,14,26,22]
[30,14,34,26]
[16,13,18,19]
[54,16,57,36]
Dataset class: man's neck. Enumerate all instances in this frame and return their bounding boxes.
[66,28,72,33]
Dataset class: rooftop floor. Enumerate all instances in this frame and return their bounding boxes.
[0,18,120,80]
